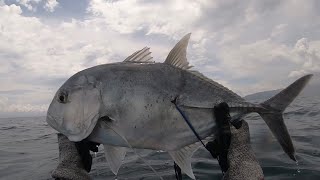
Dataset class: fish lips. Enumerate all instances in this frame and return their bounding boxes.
[46,112,100,142]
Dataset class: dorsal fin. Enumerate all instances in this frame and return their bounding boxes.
[123,47,154,63]
[165,33,242,100]
[164,33,193,69]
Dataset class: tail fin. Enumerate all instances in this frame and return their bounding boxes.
[258,74,313,161]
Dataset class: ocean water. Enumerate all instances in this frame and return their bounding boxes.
[0,95,320,180]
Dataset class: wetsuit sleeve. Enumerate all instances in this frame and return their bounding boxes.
[51,133,92,180]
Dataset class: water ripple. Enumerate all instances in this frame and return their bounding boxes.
[1,96,320,179]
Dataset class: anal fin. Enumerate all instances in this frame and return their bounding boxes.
[168,143,201,179]
[103,144,127,175]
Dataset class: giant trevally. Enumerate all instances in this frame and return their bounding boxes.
[46,34,312,179]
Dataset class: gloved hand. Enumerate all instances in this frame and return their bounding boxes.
[223,121,264,180]
[51,133,92,180]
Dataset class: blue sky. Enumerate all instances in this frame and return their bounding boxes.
[0,0,319,117]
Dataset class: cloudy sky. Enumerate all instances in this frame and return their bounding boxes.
[0,0,319,118]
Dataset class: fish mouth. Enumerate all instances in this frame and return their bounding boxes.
[46,112,100,142]
[46,113,62,132]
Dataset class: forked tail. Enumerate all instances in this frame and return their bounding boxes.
[258,74,313,161]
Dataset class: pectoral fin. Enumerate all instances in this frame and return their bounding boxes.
[103,144,127,175]
[168,143,201,179]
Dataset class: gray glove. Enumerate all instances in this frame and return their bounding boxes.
[51,133,92,180]
[223,121,264,180]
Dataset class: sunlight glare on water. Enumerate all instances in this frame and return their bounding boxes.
[296,161,301,174]
[293,160,301,176]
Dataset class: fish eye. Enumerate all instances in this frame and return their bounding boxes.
[57,91,68,104]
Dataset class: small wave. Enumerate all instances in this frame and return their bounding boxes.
[307,111,320,117]
[0,126,17,130]
[284,109,311,116]
[37,133,54,140]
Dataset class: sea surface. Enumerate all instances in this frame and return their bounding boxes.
[0,94,320,180]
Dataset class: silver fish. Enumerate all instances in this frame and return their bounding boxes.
[46,34,312,179]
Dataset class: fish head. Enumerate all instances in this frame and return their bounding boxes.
[47,73,102,142]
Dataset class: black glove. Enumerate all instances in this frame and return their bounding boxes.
[74,139,99,172]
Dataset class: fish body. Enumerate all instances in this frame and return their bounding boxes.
[46,34,312,179]
[85,62,245,151]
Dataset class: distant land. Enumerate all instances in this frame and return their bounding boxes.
[244,83,320,101]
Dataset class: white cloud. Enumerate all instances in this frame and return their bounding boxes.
[289,38,320,78]
[0,0,320,116]
[0,96,46,113]
[16,0,41,11]
[44,0,58,12]
[87,0,208,41]
[0,1,173,116]
[17,0,32,11]
[271,24,288,38]
[15,0,58,12]
[0,3,22,14]
[215,37,320,95]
